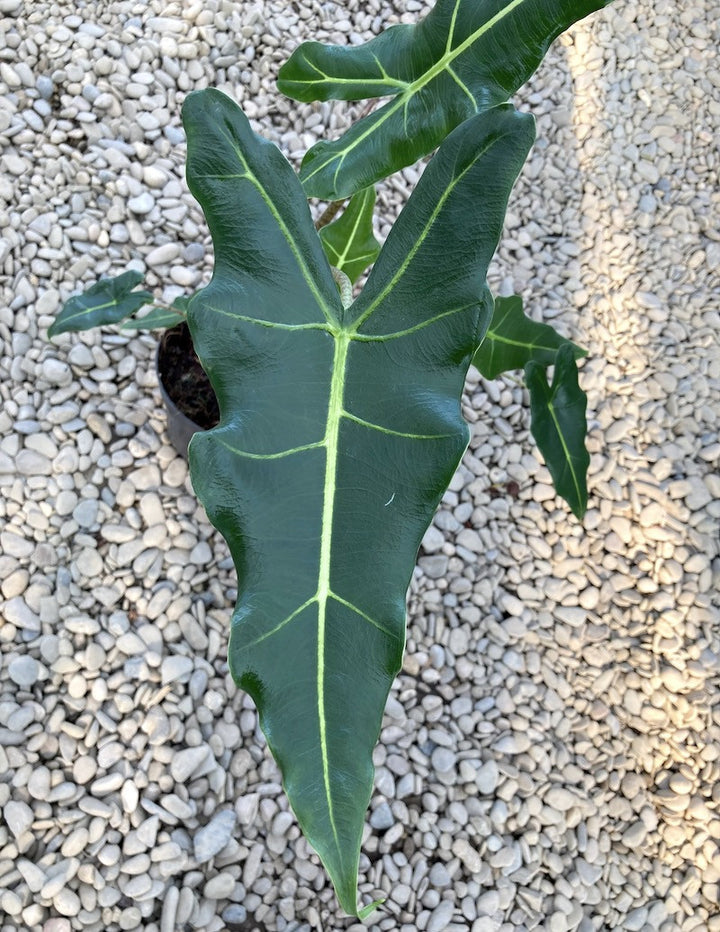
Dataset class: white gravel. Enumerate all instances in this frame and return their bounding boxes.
[1,0,719,931]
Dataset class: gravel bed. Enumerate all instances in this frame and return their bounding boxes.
[1,1,719,930]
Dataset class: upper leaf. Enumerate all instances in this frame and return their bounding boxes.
[319,186,380,284]
[48,271,153,337]
[473,294,586,379]
[182,88,533,914]
[525,344,589,518]
[279,0,612,198]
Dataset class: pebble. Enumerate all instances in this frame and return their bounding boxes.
[61,827,89,858]
[4,800,33,836]
[431,747,457,774]
[477,890,500,915]
[43,922,71,932]
[4,597,41,632]
[17,859,47,892]
[161,655,194,684]
[8,656,40,687]
[544,787,580,811]
[429,863,451,887]
[170,745,212,783]
[146,243,181,267]
[370,801,394,830]
[17,449,52,475]
[72,499,99,528]
[128,192,155,214]
[204,872,236,899]
[453,838,483,873]
[427,899,455,932]
[476,760,500,794]
[492,733,531,754]
[622,822,648,847]
[193,810,237,863]
[28,766,51,799]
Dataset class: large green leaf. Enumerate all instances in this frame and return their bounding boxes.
[182,88,534,914]
[48,271,153,337]
[319,186,380,284]
[278,0,611,198]
[526,344,589,518]
[473,294,586,379]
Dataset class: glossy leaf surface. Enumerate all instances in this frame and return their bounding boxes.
[473,294,586,379]
[279,0,612,197]
[182,88,534,914]
[319,187,380,284]
[48,271,153,337]
[526,344,589,518]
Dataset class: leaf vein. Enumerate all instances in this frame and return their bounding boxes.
[342,409,452,440]
[241,596,317,649]
[205,303,334,333]
[215,126,339,326]
[547,399,583,503]
[330,592,402,643]
[218,438,325,460]
[351,140,497,330]
[350,302,478,341]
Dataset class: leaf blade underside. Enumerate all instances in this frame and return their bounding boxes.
[278,0,613,198]
[182,88,534,914]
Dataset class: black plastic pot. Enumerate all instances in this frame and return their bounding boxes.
[156,323,219,459]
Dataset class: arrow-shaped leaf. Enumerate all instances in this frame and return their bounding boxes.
[525,344,589,518]
[48,270,153,337]
[473,294,586,379]
[279,0,611,198]
[182,88,534,914]
[319,187,380,284]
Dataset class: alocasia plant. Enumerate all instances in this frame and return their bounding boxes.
[46,0,617,915]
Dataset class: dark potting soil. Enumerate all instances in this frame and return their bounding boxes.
[158,323,220,429]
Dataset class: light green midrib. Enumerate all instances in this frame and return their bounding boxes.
[350,140,495,331]
[315,330,350,855]
[332,190,372,272]
[302,0,528,184]
[217,139,339,327]
[58,296,120,324]
[486,329,564,351]
[547,398,583,503]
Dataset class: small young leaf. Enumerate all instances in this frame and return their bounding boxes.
[48,271,153,337]
[120,296,188,331]
[357,898,385,921]
[525,345,589,518]
[319,187,380,285]
[473,295,586,379]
